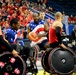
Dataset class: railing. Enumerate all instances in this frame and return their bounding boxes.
[28,7,55,20]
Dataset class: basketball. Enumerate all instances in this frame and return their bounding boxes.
[28,31,37,41]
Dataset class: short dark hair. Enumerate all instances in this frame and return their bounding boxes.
[10,18,18,26]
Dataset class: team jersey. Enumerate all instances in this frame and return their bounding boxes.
[49,25,58,44]
[29,20,47,44]
[5,28,17,44]
[49,21,62,44]
[29,20,44,31]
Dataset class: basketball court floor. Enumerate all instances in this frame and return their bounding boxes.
[26,58,50,75]
[36,58,50,75]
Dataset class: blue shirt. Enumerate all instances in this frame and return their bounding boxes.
[5,28,25,46]
[29,20,44,31]
[5,28,17,43]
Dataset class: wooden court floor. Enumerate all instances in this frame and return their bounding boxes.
[37,70,76,75]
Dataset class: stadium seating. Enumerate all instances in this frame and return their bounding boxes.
[46,0,76,16]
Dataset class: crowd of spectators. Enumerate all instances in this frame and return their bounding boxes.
[62,11,76,25]
[28,0,76,25]
[68,15,76,24]
[0,0,55,33]
[0,0,33,29]
[0,0,75,32]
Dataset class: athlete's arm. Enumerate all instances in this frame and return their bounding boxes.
[0,26,18,56]
[0,35,13,52]
[27,26,31,33]
[56,26,62,44]
[71,31,75,40]
[56,26,67,49]
[44,22,49,32]
[37,23,48,37]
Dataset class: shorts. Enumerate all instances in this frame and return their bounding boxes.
[50,42,59,48]
[38,39,48,49]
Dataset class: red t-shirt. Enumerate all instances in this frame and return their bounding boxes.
[49,26,58,44]
[49,21,62,44]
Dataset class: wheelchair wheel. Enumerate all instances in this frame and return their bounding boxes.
[26,57,38,74]
[48,47,76,75]
[0,52,26,75]
[41,49,52,73]
[30,45,39,63]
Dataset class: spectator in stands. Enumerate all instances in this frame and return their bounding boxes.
[48,7,55,13]
[62,11,65,16]
[37,0,43,5]
[68,15,75,24]
[27,12,49,50]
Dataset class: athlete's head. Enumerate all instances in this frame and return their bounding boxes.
[39,11,45,20]
[55,12,63,21]
[33,13,39,23]
[10,18,20,30]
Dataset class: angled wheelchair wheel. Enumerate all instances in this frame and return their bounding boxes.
[41,49,52,73]
[0,52,26,75]
[48,47,76,75]
[30,45,39,63]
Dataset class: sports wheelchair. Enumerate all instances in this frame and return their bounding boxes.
[0,39,39,75]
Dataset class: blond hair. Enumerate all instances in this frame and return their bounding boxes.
[55,12,63,19]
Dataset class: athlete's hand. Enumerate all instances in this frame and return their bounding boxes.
[60,43,67,50]
[12,50,19,57]
[37,33,43,37]
[37,33,47,37]
[72,40,75,45]
[4,38,8,43]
